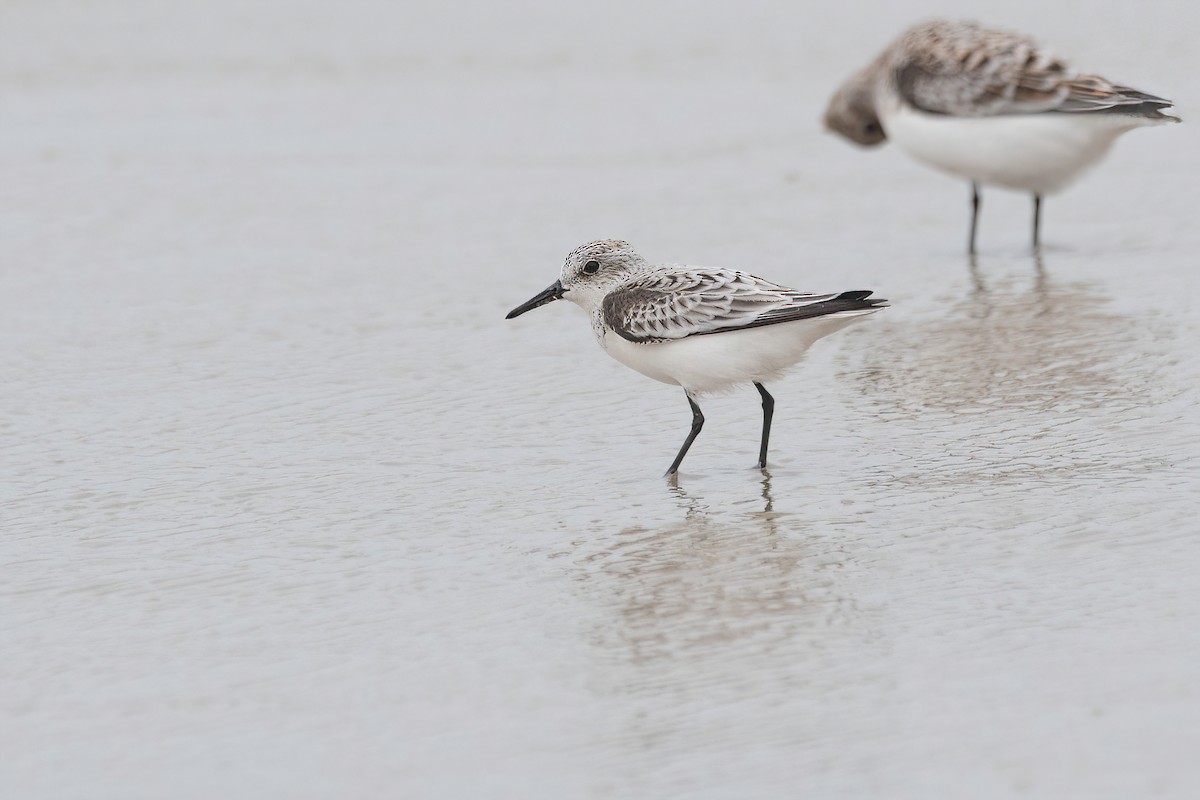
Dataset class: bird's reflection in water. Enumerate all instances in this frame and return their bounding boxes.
[856,252,1165,419]
[665,470,777,528]
[756,468,775,516]
[848,252,1178,488]
[571,473,876,770]
[578,471,859,668]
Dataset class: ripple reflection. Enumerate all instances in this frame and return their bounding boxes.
[857,254,1169,418]
[577,476,860,667]
[847,254,1182,488]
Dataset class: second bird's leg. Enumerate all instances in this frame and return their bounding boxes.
[754,382,774,469]
[968,181,981,255]
[664,391,704,476]
[1032,194,1042,250]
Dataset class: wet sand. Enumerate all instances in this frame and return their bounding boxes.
[3,1,1199,797]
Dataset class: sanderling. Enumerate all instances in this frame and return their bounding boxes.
[824,19,1180,253]
[506,240,887,475]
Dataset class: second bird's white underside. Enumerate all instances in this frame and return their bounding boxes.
[599,311,876,394]
[882,103,1158,195]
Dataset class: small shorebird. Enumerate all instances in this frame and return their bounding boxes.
[824,19,1179,253]
[505,240,886,475]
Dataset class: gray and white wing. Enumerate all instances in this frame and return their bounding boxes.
[894,21,1176,119]
[601,269,886,343]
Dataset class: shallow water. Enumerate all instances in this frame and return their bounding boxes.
[4,1,1200,797]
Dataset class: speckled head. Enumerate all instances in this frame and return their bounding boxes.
[561,239,647,291]
[506,239,648,320]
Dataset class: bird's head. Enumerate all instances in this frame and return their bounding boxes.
[824,68,888,147]
[506,239,648,319]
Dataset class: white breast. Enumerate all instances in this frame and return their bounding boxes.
[598,312,876,395]
[881,102,1152,195]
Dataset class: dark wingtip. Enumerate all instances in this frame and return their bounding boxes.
[836,290,889,307]
[1135,103,1181,122]
[1079,88,1181,122]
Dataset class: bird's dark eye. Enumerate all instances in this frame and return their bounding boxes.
[583,260,600,274]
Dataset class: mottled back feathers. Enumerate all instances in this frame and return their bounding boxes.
[825,19,1178,132]
[601,269,886,343]
[894,21,1176,118]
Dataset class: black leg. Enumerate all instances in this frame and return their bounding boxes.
[754,382,774,469]
[664,392,704,476]
[1032,194,1042,250]
[968,181,981,255]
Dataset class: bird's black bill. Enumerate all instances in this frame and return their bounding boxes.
[506,280,565,319]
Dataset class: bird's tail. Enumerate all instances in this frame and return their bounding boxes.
[827,290,889,315]
[1113,87,1181,122]
[1063,81,1181,122]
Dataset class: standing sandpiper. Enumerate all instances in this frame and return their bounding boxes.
[825,19,1179,253]
[506,240,886,475]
